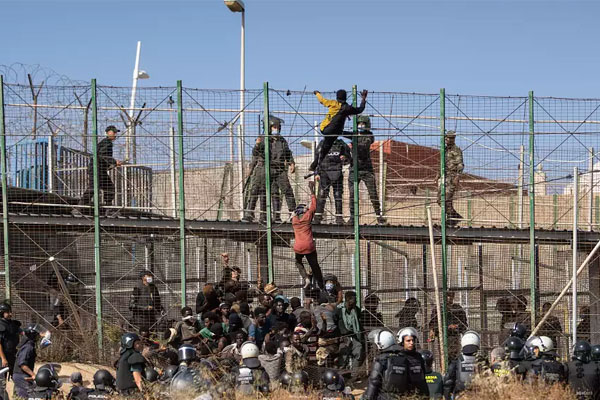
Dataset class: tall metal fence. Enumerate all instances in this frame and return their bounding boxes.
[0,76,599,365]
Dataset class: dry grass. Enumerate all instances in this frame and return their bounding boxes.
[460,375,576,400]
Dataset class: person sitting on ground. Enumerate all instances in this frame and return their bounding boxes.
[290,297,308,321]
[174,306,202,347]
[221,331,247,363]
[249,307,271,350]
[284,332,308,374]
[268,296,297,331]
[259,341,283,384]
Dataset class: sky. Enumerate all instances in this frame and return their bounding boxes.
[3,0,600,98]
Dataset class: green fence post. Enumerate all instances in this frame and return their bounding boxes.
[352,85,362,308]
[0,76,10,301]
[263,82,274,283]
[529,90,536,328]
[176,81,187,307]
[90,79,103,350]
[440,88,449,368]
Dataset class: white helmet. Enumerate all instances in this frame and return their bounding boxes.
[538,336,554,353]
[240,342,259,359]
[460,331,481,353]
[397,327,418,344]
[373,330,397,351]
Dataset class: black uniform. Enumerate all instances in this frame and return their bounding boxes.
[27,387,58,400]
[0,317,21,376]
[310,139,351,223]
[80,137,117,206]
[86,388,113,399]
[364,349,429,399]
[343,130,382,219]
[567,359,600,400]
[13,338,36,398]
[67,386,90,400]
[528,354,566,384]
[129,282,162,331]
[115,348,146,394]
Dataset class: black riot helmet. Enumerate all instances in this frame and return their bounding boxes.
[170,369,210,395]
[23,323,44,339]
[510,323,528,340]
[280,370,292,387]
[144,367,160,382]
[161,365,179,382]
[120,332,140,352]
[573,340,592,362]
[419,349,434,369]
[590,345,600,362]
[504,336,525,360]
[178,344,196,363]
[291,370,309,390]
[35,366,60,389]
[322,369,344,391]
[0,303,11,315]
[93,369,115,390]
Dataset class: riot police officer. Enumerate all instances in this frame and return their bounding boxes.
[420,349,443,399]
[170,367,211,398]
[491,336,527,379]
[567,340,600,400]
[310,138,352,224]
[86,369,116,399]
[233,342,270,396]
[364,330,405,400]
[443,330,483,399]
[13,323,44,398]
[344,115,385,225]
[115,332,146,395]
[321,369,354,399]
[0,303,21,378]
[527,336,566,384]
[397,327,429,397]
[27,364,61,400]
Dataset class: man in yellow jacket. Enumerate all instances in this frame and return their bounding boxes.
[314,89,368,171]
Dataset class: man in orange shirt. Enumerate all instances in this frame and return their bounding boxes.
[292,181,324,290]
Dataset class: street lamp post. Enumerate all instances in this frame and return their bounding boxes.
[127,41,150,164]
[224,0,245,220]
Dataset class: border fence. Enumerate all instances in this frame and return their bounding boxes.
[0,76,599,366]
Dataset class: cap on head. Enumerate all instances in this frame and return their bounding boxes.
[336,89,347,102]
[446,130,456,139]
[105,125,120,134]
[264,283,278,295]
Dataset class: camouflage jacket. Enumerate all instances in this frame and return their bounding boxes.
[445,144,464,175]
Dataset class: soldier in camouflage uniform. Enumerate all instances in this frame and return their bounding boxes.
[243,136,268,223]
[343,115,385,225]
[268,116,297,223]
[243,116,296,223]
[437,130,463,226]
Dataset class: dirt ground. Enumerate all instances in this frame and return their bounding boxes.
[6,362,115,399]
